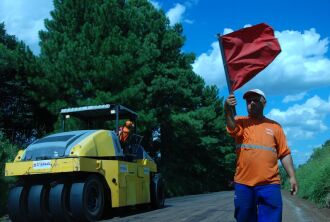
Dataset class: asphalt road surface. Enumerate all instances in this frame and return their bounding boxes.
[1,190,329,221]
[106,191,330,222]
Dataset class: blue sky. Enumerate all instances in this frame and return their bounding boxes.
[1,0,330,166]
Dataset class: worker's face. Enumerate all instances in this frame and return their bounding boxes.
[245,94,266,117]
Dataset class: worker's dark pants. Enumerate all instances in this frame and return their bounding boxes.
[234,183,282,222]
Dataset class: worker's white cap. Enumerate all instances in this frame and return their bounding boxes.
[243,89,266,101]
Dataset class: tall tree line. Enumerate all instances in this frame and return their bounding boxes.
[0,22,53,215]
[0,0,235,196]
[0,23,53,146]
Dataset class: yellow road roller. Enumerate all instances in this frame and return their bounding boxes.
[5,104,165,221]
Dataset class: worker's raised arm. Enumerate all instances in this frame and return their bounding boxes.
[224,94,237,130]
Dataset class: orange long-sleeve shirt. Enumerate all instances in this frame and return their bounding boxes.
[227,116,291,186]
[119,126,130,143]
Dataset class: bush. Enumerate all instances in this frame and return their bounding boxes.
[279,165,288,185]
[284,141,330,207]
[0,132,18,216]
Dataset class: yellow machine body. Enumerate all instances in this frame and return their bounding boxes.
[5,104,164,221]
[5,129,157,208]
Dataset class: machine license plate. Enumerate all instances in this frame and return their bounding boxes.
[33,160,52,169]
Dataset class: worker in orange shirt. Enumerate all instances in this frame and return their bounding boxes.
[119,120,134,144]
[225,89,298,222]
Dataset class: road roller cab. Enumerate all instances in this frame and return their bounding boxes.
[5,104,165,221]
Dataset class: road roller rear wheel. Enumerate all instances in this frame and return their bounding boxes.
[49,183,72,221]
[27,184,52,221]
[70,175,105,221]
[8,186,28,222]
[151,173,165,209]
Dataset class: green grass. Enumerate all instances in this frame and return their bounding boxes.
[284,140,330,207]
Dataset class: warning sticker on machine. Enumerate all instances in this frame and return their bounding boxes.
[120,164,128,173]
[144,168,150,175]
[33,160,51,169]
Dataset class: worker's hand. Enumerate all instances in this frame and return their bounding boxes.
[225,94,237,109]
[226,94,237,107]
[289,177,298,195]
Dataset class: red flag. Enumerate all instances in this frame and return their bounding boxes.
[220,23,281,91]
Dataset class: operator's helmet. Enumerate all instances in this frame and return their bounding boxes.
[125,120,134,128]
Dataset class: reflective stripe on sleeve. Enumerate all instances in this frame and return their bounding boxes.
[236,144,277,153]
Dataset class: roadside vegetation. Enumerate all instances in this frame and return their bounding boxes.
[283,140,330,208]
[0,133,17,216]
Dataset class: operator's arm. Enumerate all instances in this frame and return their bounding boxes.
[224,94,237,130]
[281,154,298,195]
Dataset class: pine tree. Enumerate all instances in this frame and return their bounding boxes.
[36,0,235,195]
[0,23,51,146]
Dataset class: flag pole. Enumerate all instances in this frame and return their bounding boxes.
[217,33,236,116]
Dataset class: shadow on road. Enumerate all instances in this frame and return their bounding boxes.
[103,204,170,220]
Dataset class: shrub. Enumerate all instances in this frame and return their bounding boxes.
[285,141,330,207]
[0,132,18,216]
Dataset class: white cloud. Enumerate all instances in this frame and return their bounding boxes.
[165,1,198,26]
[149,0,161,9]
[282,92,307,103]
[267,95,330,140]
[290,150,312,166]
[0,0,53,54]
[185,0,200,8]
[192,42,225,88]
[193,26,330,95]
[166,3,186,26]
[291,149,299,154]
[223,28,234,35]
[184,19,194,24]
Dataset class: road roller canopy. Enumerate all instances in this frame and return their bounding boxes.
[60,104,137,121]
[60,104,138,133]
